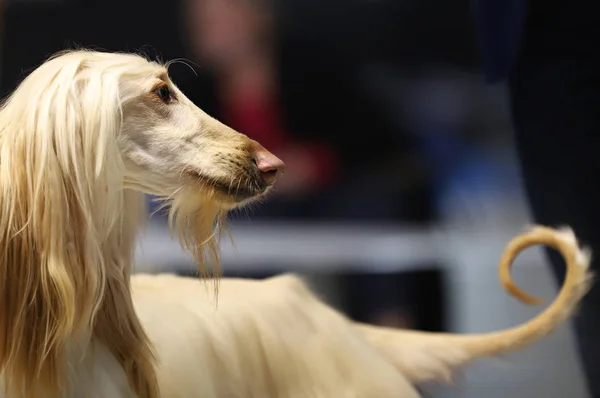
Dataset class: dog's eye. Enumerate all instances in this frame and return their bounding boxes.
[154,85,174,104]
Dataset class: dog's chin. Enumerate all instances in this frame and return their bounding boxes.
[214,184,270,210]
[187,172,270,210]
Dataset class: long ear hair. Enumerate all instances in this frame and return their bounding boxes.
[0,51,158,397]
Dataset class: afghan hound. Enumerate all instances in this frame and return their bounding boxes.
[0,50,592,398]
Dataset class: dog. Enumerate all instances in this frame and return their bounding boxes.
[0,50,591,397]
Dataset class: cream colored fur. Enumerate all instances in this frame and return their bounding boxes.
[0,50,591,397]
[130,226,591,397]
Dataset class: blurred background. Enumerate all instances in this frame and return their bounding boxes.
[0,0,589,396]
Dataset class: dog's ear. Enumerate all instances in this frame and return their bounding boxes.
[0,56,128,397]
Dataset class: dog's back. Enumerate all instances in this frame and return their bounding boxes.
[132,274,420,398]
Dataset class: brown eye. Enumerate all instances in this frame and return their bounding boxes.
[154,84,174,104]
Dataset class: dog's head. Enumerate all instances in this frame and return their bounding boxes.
[117,58,284,208]
[113,51,285,267]
[0,50,283,397]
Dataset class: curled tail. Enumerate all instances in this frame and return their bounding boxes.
[464,225,592,355]
[357,226,593,383]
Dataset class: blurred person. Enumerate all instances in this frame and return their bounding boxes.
[181,0,338,211]
[176,0,433,221]
[173,0,444,331]
[474,0,600,395]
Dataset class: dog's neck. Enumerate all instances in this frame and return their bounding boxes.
[89,189,160,398]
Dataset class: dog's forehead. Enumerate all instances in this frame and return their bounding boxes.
[155,70,170,83]
[127,66,172,90]
[139,62,170,82]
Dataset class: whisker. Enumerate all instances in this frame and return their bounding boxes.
[165,58,200,76]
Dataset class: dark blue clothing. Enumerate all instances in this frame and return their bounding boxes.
[474,1,600,396]
[472,0,527,83]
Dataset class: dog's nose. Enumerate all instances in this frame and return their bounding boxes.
[251,142,285,185]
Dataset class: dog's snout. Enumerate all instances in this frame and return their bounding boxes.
[250,142,285,185]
